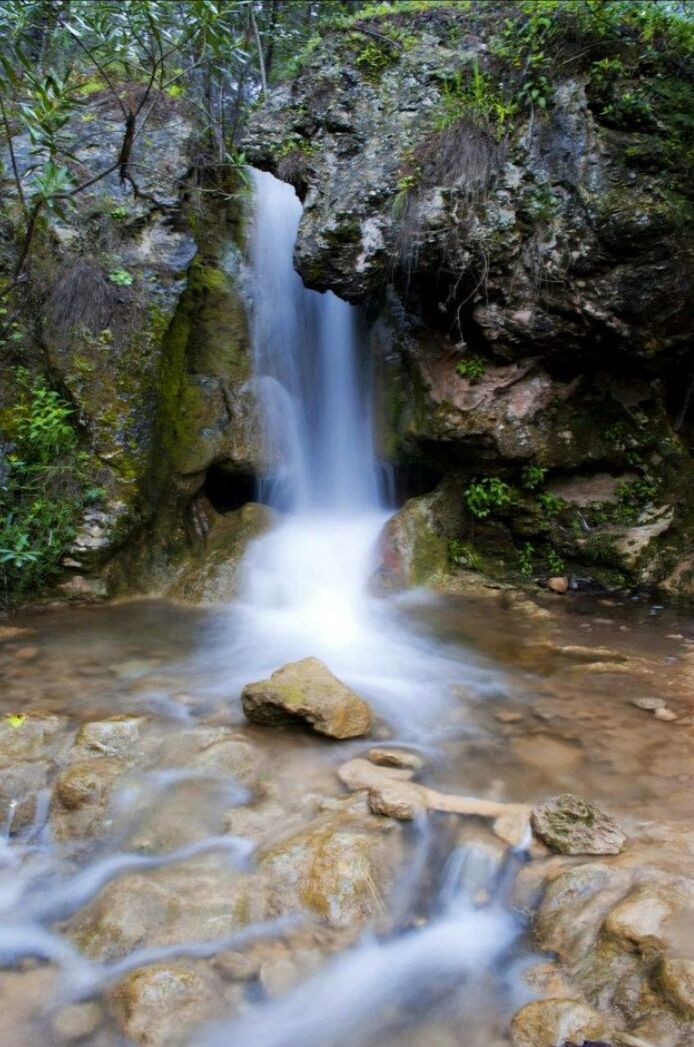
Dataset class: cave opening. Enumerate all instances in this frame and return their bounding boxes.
[202,463,257,513]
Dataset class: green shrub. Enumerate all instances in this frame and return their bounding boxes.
[518,541,535,577]
[521,464,547,490]
[0,371,92,607]
[464,476,512,518]
[456,356,486,382]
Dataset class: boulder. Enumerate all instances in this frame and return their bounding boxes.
[531,793,626,855]
[241,657,373,739]
[511,998,610,1047]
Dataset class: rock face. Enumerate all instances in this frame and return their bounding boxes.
[531,794,626,855]
[241,657,373,739]
[244,2,694,597]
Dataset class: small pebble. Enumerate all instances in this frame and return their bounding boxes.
[665,633,684,640]
[632,697,666,711]
[654,707,678,722]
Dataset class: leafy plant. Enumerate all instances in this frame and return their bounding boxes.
[0,372,90,607]
[521,464,548,490]
[108,268,134,286]
[518,542,535,577]
[449,539,483,571]
[546,548,565,574]
[537,491,565,516]
[464,477,512,519]
[456,356,486,382]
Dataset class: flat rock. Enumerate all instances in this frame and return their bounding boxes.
[531,793,626,855]
[632,697,666,711]
[242,657,372,739]
[367,747,424,770]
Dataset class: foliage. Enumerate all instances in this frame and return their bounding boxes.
[434,62,517,136]
[448,538,483,571]
[0,371,93,607]
[464,476,512,518]
[546,548,565,575]
[521,464,547,490]
[108,268,133,286]
[518,541,535,577]
[537,491,565,516]
[455,356,486,382]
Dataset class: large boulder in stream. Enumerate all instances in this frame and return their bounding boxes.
[242,657,373,739]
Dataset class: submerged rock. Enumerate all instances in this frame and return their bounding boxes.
[531,793,626,855]
[241,657,373,739]
[110,962,226,1047]
[511,998,610,1047]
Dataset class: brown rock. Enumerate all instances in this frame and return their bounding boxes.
[531,793,626,855]
[242,657,372,739]
[654,707,678,722]
[110,963,225,1046]
[603,884,680,955]
[367,746,424,771]
[548,576,569,594]
[511,998,610,1047]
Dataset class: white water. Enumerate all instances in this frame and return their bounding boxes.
[207,170,508,738]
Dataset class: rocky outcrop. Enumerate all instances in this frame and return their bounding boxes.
[242,657,373,739]
[245,2,694,598]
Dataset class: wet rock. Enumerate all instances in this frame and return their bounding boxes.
[169,503,275,604]
[367,747,424,771]
[242,657,373,739]
[632,698,666,711]
[652,957,694,1019]
[368,781,425,821]
[654,707,678,722]
[531,794,626,855]
[73,715,148,759]
[52,756,128,839]
[110,962,226,1047]
[603,884,681,956]
[260,809,401,930]
[0,760,51,834]
[70,858,261,961]
[340,758,531,845]
[377,482,463,589]
[51,1002,102,1042]
[0,713,68,763]
[548,576,569,594]
[534,863,631,961]
[511,998,610,1047]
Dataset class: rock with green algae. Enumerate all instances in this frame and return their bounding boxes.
[377,481,463,589]
[242,656,373,739]
[531,793,626,855]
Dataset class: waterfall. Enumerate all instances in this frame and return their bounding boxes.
[247,168,381,513]
[212,169,505,737]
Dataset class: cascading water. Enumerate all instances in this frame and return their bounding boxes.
[247,168,380,512]
[213,170,507,736]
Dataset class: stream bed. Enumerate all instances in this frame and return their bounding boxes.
[1,585,692,1046]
